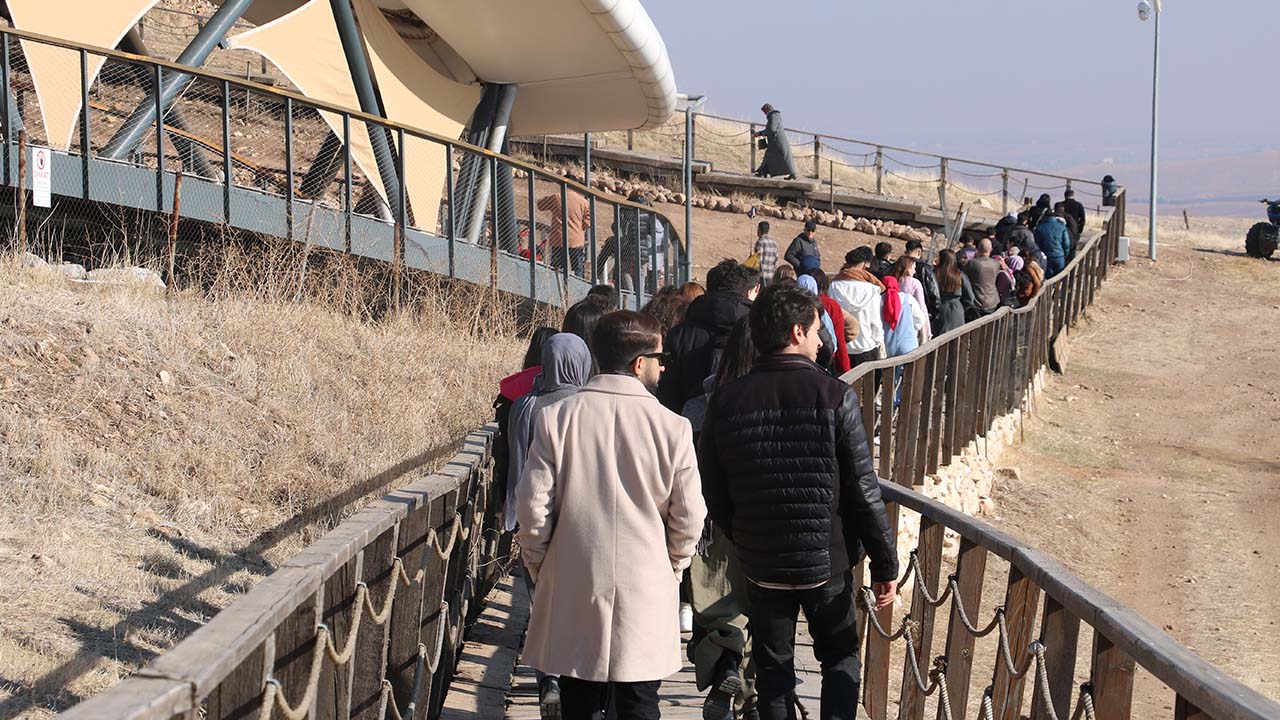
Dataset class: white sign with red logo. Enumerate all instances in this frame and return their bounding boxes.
[31,146,51,208]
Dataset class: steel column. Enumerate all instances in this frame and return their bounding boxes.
[116,27,216,179]
[79,49,89,199]
[463,83,516,245]
[101,0,254,163]
[328,0,401,216]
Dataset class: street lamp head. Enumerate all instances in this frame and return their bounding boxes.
[1138,0,1153,21]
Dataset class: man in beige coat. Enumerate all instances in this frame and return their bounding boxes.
[518,310,707,720]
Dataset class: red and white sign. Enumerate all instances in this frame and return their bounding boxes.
[32,146,51,208]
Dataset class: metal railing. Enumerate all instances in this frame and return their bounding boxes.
[836,189,1278,720]
[595,108,1109,218]
[0,25,686,308]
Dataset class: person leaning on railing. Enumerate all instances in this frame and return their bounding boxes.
[537,190,591,277]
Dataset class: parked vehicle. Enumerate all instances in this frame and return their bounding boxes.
[1244,199,1280,259]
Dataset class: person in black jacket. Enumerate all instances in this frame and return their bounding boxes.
[656,260,760,412]
[903,239,940,323]
[1061,188,1087,234]
[698,284,899,720]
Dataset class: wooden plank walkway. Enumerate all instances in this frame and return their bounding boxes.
[445,569,829,719]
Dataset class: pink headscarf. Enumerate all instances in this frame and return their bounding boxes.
[882,275,902,331]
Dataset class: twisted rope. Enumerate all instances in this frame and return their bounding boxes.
[883,153,943,169]
[885,170,941,184]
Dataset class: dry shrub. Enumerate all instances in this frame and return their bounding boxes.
[0,241,524,717]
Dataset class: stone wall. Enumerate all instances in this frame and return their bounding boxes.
[889,369,1046,579]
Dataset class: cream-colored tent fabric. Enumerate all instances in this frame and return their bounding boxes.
[225,0,388,202]
[353,0,478,233]
[7,0,158,150]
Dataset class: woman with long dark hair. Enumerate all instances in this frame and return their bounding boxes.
[933,249,975,335]
[680,316,760,720]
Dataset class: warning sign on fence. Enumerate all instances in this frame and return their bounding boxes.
[32,146,51,208]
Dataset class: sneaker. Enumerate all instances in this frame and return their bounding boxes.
[740,705,761,720]
[680,603,694,633]
[702,654,742,720]
[539,676,561,720]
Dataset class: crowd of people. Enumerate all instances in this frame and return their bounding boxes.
[491,192,1084,720]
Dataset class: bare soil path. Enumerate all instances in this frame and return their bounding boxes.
[989,217,1280,709]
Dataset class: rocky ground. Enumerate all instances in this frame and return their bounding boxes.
[989,215,1280,712]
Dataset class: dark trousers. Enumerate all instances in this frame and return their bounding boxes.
[744,571,860,720]
[553,246,586,277]
[558,676,661,720]
[848,349,880,368]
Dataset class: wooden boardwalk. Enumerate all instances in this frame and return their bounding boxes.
[443,569,829,720]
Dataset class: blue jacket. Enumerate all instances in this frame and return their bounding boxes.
[1034,216,1072,260]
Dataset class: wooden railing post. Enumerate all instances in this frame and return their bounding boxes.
[893,359,925,486]
[1174,695,1210,719]
[1090,631,1136,720]
[991,566,1041,720]
[351,526,400,720]
[897,518,944,720]
[938,538,988,720]
[1030,597,1080,720]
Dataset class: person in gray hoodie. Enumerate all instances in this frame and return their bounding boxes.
[505,332,593,720]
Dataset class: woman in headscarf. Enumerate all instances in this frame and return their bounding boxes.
[504,332,593,717]
[506,333,594,532]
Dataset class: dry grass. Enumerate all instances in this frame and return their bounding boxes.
[0,243,524,718]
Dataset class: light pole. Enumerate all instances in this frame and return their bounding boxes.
[678,93,707,283]
[1139,0,1160,261]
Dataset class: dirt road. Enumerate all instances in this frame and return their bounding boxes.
[990,217,1280,709]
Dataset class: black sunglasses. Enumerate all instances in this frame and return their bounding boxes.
[633,351,671,366]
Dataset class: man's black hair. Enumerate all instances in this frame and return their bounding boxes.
[1064,188,1075,198]
[874,241,893,260]
[587,284,619,310]
[905,239,924,254]
[750,284,821,354]
[594,311,663,375]
[757,220,770,234]
[707,259,761,296]
[844,245,874,267]
[705,259,734,293]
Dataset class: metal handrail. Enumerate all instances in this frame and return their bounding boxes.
[682,108,1099,189]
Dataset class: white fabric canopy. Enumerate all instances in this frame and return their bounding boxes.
[7,0,158,150]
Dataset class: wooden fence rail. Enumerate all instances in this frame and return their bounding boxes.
[58,427,511,720]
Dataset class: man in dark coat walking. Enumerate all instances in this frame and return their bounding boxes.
[752,104,797,179]
[699,283,899,720]
[657,260,760,412]
[1061,188,1087,234]
[783,220,821,272]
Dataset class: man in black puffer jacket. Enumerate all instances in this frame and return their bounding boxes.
[656,260,760,412]
[699,284,898,720]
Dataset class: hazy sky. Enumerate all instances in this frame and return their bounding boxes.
[645,0,1279,173]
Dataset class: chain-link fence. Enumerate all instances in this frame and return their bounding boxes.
[0,25,685,310]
